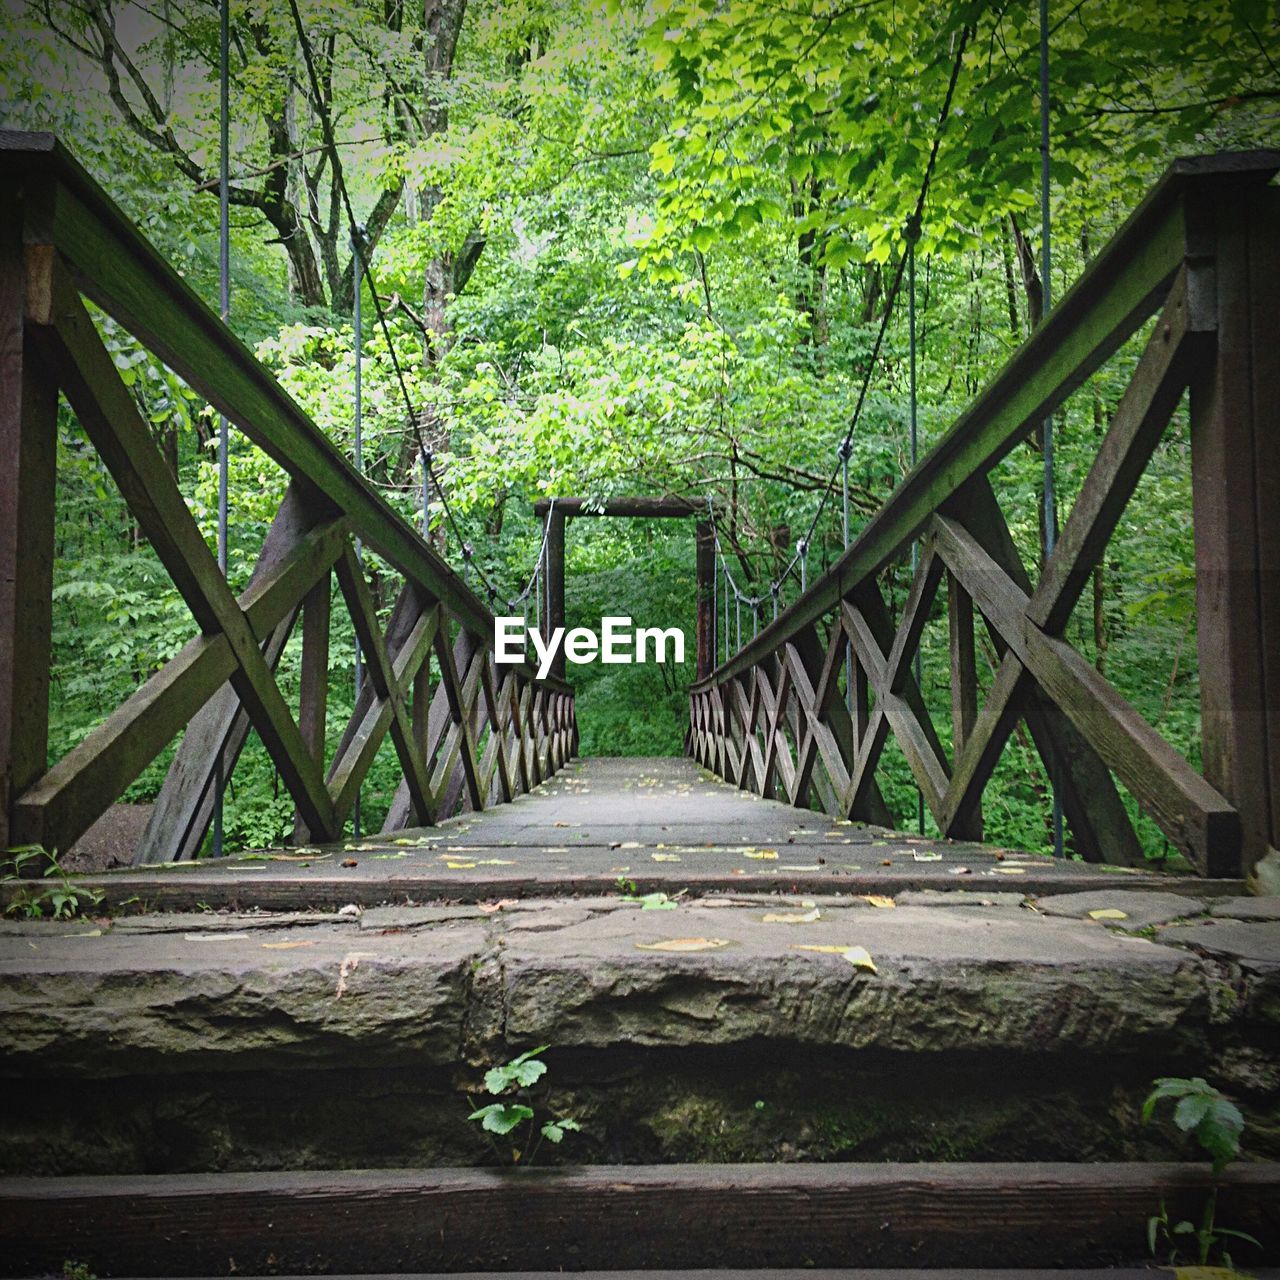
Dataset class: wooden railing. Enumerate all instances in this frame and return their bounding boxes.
[0,132,576,864]
[689,152,1280,884]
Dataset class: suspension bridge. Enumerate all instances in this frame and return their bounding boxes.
[1,133,1279,1273]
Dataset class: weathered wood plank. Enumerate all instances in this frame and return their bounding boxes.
[1190,185,1280,881]
[5,1162,1275,1273]
[0,218,57,853]
[35,264,337,839]
[1028,269,1206,633]
[933,512,1241,870]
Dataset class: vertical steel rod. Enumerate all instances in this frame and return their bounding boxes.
[213,0,230,859]
[352,232,363,838]
[840,443,854,723]
[908,239,924,836]
[1040,0,1064,859]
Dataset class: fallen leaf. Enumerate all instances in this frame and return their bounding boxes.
[1088,907,1129,920]
[262,940,317,950]
[912,851,942,862]
[476,859,516,865]
[341,858,358,868]
[478,899,517,914]
[762,908,821,924]
[987,866,1025,875]
[743,850,778,860]
[860,895,896,909]
[949,866,972,876]
[270,853,326,862]
[780,864,823,871]
[652,853,682,862]
[792,943,878,972]
[636,937,730,952]
[445,861,477,869]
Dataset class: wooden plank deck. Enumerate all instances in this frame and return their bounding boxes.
[12,757,1240,915]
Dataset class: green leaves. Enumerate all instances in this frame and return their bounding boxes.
[483,1045,550,1094]
[467,1045,580,1163]
[468,1103,535,1136]
[1144,1076,1245,1173]
[540,1118,582,1144]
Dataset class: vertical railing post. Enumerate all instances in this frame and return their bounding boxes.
[695,519,716,679]
[0,211,58,856]
[1189,184,1280,887]
[294,570,331,842]
[545,507,566,679]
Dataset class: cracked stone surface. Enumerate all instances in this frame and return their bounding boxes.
[3,892,1275,1075]
[1033,890,1209,931]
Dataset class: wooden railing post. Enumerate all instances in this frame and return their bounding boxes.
[0,208,58,856]
[545,507,566,679]
[695,520,715,679]
[1189,185,1280,887]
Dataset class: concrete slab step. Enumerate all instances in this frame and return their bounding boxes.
[2,895,1277,1174]
[3,1163,1278,1274]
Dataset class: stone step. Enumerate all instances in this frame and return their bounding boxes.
[2,892,1277,1174]
[2,1164,1278,1275]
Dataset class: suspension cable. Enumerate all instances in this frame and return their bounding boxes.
[285,0,519,608]
[763,26,970,603]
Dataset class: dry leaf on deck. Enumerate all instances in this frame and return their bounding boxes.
[791,943,878,972]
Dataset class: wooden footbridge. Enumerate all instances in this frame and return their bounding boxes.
[2,133,1280,1273]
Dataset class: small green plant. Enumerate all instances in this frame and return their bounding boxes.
[2,847,103,920]
[1144,1076,1260,1268]
[62,1261,95,1280]
[467,1046,580,1165]
[615,876,638,896]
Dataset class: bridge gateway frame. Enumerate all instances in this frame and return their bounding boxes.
[531,497,717,681]
[689,151,1280,888]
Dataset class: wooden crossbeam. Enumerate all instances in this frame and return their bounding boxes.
[13,516,346,854]
[841,596,950,821]
[1029,268,1206,633]
[33,259,338,840]
[948,477,1145,865]
[932,511,1241,870]
[333,548,437,827]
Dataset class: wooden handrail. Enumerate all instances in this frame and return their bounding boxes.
[694,150,1280,692]
[1,129,550,663]
[688,153,1280,883]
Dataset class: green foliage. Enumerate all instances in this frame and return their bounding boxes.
[5,0,1276,860]
[1143,1076,1259,1268]
[3,848,104,921]
[1143,1076,1245,1174]
[467,1046,581,1163]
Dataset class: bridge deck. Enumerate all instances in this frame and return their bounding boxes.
[24,757,1242,912]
